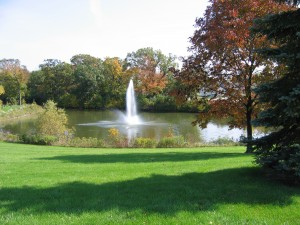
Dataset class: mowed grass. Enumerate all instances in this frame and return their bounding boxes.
[0,142,299,225]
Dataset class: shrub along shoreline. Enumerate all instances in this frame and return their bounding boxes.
[1,130,241,148]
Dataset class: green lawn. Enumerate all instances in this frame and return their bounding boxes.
[0,142,299,224]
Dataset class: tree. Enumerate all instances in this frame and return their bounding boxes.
[0,59,29,105]
[173,0,290,152]
[124,48,178,111]
[27,70,48,105]
[252,8,300,183]
[102,57,131,108]
[27,59,74,106]
[38,59,74,107]
[125,47,177,95]
[71,55,135,109]
[71,54,104,109]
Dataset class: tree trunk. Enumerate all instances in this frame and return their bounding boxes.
[19,90,21,105]
[245,108,253,153]
[245,67,254,153]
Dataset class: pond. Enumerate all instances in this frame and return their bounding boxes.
[1,110,264,143]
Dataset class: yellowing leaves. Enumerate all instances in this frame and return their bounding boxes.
[103,57,122,78]
[0,85,5,96]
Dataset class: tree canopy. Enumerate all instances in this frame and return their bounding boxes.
[9,48,184,112]
[125,47,177,96]
[0,59,29,105]
[172,0,291,152]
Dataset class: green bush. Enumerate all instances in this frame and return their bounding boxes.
[21,134,57,145]
[152,94,177,112]
[37,100,69,137]
[157,136,186,148]
[137,95,155,111]
[178,101,200,113]
[210,137,239,146]
[68,137,105,148]
[0,131,20,142]
[133,137,157,148]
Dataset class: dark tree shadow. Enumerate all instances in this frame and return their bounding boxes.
[36,151,245,164]
[1,168,299,215]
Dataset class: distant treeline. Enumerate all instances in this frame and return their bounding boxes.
[0,48,198,112]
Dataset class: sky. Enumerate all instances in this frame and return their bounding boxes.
[0,0,209,71]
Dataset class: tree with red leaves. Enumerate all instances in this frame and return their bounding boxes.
[173,0,291,152]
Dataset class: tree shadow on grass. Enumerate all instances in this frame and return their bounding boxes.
[36,151,246,164]
[1,168,299,215]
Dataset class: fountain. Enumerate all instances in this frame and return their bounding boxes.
[77,78,170,141]
[124,79,141,125]
[78,79,161,136]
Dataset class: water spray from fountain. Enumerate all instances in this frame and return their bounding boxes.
[78,78,164,140]
[125,79,141,125]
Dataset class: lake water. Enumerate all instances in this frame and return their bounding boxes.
[1,110,264,143]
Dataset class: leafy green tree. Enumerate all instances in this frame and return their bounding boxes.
[0,59,29,105]
[38,59,74,107]
[27,70,48,105]
[252,8,300,183]
[28,60,73,105]
[71,54,104,109]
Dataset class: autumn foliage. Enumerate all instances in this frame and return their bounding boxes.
[136,57,167,95]
[173,0,291,152]
[0,59,29,105]
[125,48,176,96]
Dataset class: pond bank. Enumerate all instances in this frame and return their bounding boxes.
[0,104,44,124]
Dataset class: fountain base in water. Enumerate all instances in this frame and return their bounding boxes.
[78,111,166,141]
[114,110,142,126]
[78,79,166,140]
[79,110,161,128]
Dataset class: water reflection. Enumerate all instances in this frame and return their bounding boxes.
[199,123,244,142]
[68,111,250,142]
[1,110,265,143]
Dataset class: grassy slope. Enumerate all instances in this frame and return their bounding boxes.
[0,142,299,225]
